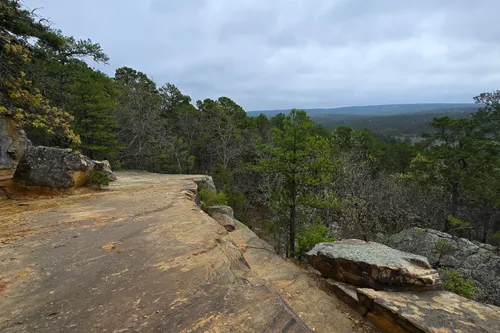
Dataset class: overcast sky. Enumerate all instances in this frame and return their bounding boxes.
[24,0,500,110]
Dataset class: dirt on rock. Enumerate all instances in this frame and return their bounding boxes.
[0,171,377,333]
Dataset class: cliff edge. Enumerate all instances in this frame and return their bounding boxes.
[0,172,372,333]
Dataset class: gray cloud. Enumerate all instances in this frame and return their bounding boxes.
[24,0,500,110]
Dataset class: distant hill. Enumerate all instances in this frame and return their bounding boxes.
[313,107,479,138]
[247,103,477,118]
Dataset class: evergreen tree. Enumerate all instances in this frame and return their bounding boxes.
[65,62,121,163]
[254,109,338,257]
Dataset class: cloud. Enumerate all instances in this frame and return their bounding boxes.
[24,0,500,110]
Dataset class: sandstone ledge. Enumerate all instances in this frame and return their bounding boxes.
[357,288,500,333]
[0,172,371,333]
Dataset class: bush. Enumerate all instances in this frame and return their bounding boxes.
[296,220,336,258]
[198,188,227,210]
[88,170,110,187]
[441,268,478,299]
[489,231,500,247]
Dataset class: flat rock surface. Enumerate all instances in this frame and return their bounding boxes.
[357,288,500,333]
[0,172,373,333]
[307,240,440,290]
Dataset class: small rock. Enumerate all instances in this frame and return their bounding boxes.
[205,206,236,232]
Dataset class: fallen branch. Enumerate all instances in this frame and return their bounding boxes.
[0,186,13,200]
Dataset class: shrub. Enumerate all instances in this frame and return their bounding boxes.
[198,188,227,210]
[447,215,471,231]
[441,268,479,299]
[296,219,336,258]
[489,231,500,247]
[88,170,110,187]
[435,238,455,256]
[434,238,455,266]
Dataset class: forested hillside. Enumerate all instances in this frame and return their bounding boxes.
[2,0,500,258]
[312,107,478,138]
[248,103,477,118]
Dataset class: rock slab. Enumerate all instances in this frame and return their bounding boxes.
[0,115,29,180]
[2,172,355,333]
[357,288,500,333]
[383,227,500,305]
[307,240,440,290]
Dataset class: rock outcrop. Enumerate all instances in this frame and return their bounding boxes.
[0,172,371,333]
[205,205,236,231]
[0,115,29,180]
[193,175,216,190]
[357,288,500,333]
[381,227,500,305]
[313,239,500,333]
[13,146,116,189]
[307,240,440,290]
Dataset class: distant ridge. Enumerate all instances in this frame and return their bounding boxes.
[247,103,477,117]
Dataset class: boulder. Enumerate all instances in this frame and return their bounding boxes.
[205,205,236,232]
[93,160,117,181]
[193,175,216,190]
[307,240,440,290]
[13,146,116,189]
[357,288,500,333]
[0,115,29,180]
[14,146,94,188]
[382,227,500,305]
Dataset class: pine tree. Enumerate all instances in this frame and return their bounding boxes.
[254,109,338,257]
[65,62,121,163]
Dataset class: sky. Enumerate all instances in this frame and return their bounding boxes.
[23,0,500,111]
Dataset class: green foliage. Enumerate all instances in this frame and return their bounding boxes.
[405,103,500,236]
[253,109,339,257]
[88,170,110,187]
[198,188,227,210]
[441,269,479,300]
[447,215,471,231]
[65,63,121,162]
[435,238,455,258]
[0,0,78,142]
[489,231,500,246]
[296,219,335,257]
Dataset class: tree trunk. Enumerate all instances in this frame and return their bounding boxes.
[482,216,491,243]
[447,183,459,231]
[289,177,297,258]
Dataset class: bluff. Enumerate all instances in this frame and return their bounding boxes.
[0,172,372,333]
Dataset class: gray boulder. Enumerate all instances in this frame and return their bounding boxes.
[93,160,117,181]
[193,175,216,190]
[13,146,116,189]
[205,205,236,232]
[382,227,500,306]
[307,239,440,290]
[14,146,94,188]
[0,115,29,180]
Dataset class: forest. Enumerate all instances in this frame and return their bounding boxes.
[2,0,500,258]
